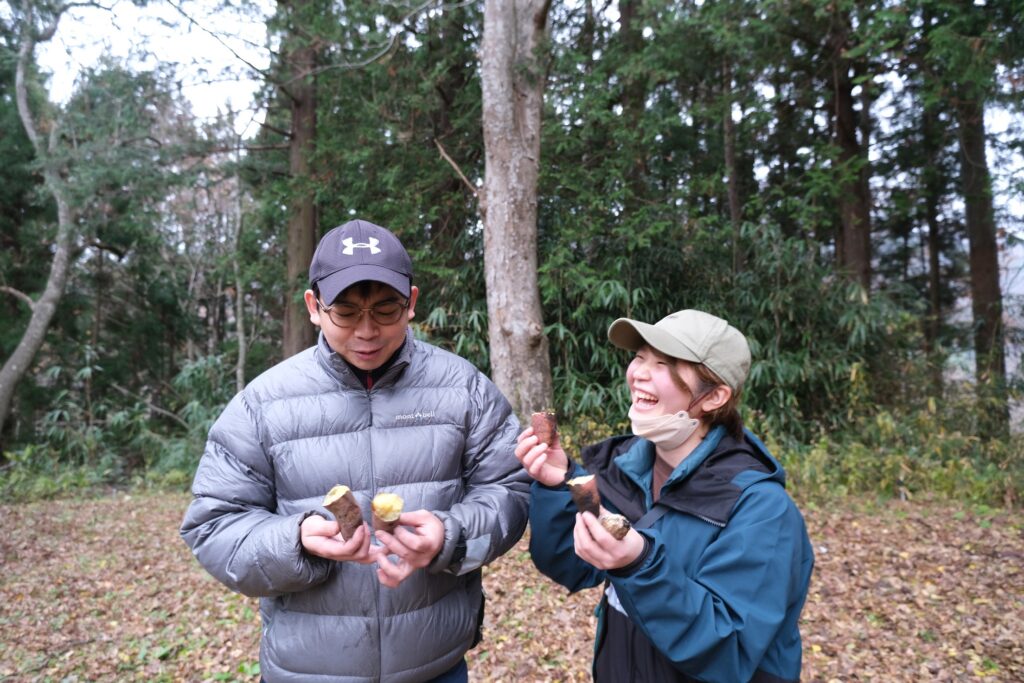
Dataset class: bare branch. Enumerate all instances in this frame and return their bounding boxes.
[86,239,128,259]
[59,1,111,11]
[164,0,271,83]
[434,138,478,198]
[306,0,474,79]
[0,286,35,311]
[205,142,291,154]
[15,1,43,153]
[109,383,190,430]
[31,1,110,42]
[257,119,291,138]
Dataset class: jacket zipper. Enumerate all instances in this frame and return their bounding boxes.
[364,384,384,678]
[692,512,726,528]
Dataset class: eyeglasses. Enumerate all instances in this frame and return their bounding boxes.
[317,299,409,328]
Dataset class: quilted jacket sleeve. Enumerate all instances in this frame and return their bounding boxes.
[428,372,531,575]
[180,391,333,597]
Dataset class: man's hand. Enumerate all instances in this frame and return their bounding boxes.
[514,426,570,487]
[573,511,645,570]
[371,509,445,588]
[300,514,375,563]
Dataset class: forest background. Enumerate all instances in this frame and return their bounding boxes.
[1,0,1023,506]
[2,1,1024,681]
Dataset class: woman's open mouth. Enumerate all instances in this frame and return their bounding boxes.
[632,390,659,410]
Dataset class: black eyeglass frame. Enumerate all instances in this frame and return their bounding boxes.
[316,298,409,328]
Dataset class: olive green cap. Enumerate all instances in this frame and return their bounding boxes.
[607,309,751,391]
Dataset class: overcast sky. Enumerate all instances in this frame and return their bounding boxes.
[37,0,271,136]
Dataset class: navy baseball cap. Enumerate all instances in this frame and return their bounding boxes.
[309,219,413,303]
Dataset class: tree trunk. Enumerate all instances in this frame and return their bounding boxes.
[481,0,554,418]
[0,10,77,440]
[281,0,319,358]
[922,103,945,395]
[827,11,872,290]
[233,164,248,394]
[618,0,646,204]
[723,58,744,273]
[957,96,1008,438]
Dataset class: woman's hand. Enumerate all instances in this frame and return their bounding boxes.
[572,511,645,570]
[514,426,571,487]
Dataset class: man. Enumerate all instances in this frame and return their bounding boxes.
[181,218,530,683]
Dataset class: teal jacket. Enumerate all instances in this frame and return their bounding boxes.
[529,426,813,683]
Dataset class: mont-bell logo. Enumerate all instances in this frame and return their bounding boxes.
[395,410,436,423]
[342,236,382,255]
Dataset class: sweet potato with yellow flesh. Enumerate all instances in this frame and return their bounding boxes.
[599,513,631,540]
[371,492,404,533]
[530,410,558,445]
[566,474,600,517]
[322,485,364,539]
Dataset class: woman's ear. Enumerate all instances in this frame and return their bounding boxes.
[698,385,732,413]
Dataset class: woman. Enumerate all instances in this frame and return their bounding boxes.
[516,309,814,683]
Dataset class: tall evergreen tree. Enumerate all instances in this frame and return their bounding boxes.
[925,0,1020,437]
[276,0,322,358]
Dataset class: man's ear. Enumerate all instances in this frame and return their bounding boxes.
[698,385,732,413]
[304,290,321,326]
[406,285,420,321]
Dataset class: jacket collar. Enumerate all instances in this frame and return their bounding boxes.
[584,427,783,527]
[614,425,727,489]
[315,328,414,390]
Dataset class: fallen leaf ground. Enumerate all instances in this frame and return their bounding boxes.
[0,492,1021,682]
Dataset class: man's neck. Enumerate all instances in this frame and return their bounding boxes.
[344,339,406,389]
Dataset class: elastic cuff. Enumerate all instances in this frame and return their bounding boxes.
[426,512,460,574]
[297,510,328,561]
[536,463,581,491]
[608,533,651,577]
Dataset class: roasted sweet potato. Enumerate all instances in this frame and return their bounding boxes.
[371,492,404,533]
[322,485,364,539]
[599,513,631,540]
[530,409,558,445]
[566,474,600,517]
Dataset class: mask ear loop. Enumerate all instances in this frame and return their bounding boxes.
[684,386,716,416]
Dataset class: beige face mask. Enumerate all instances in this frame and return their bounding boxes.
[627,387,712,450]
[628,405,700,450]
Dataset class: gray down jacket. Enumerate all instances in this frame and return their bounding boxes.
[180,330,530,682]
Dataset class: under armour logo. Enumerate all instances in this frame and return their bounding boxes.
[341,237,381,255]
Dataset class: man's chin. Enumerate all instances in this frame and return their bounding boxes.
[345,351,383,369]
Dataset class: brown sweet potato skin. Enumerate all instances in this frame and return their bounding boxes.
[567,474,600,517]
[599,513,631,540]
[530,410,558,445]
[322,485,364,539]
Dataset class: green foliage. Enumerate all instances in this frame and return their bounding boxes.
[139,354,236,485]
[0,354,233,501]
[0,443,109,500]
[2,0,1022,509]
[0,398,159,501]
[730,222,918,440]
[777,391,1023,507]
